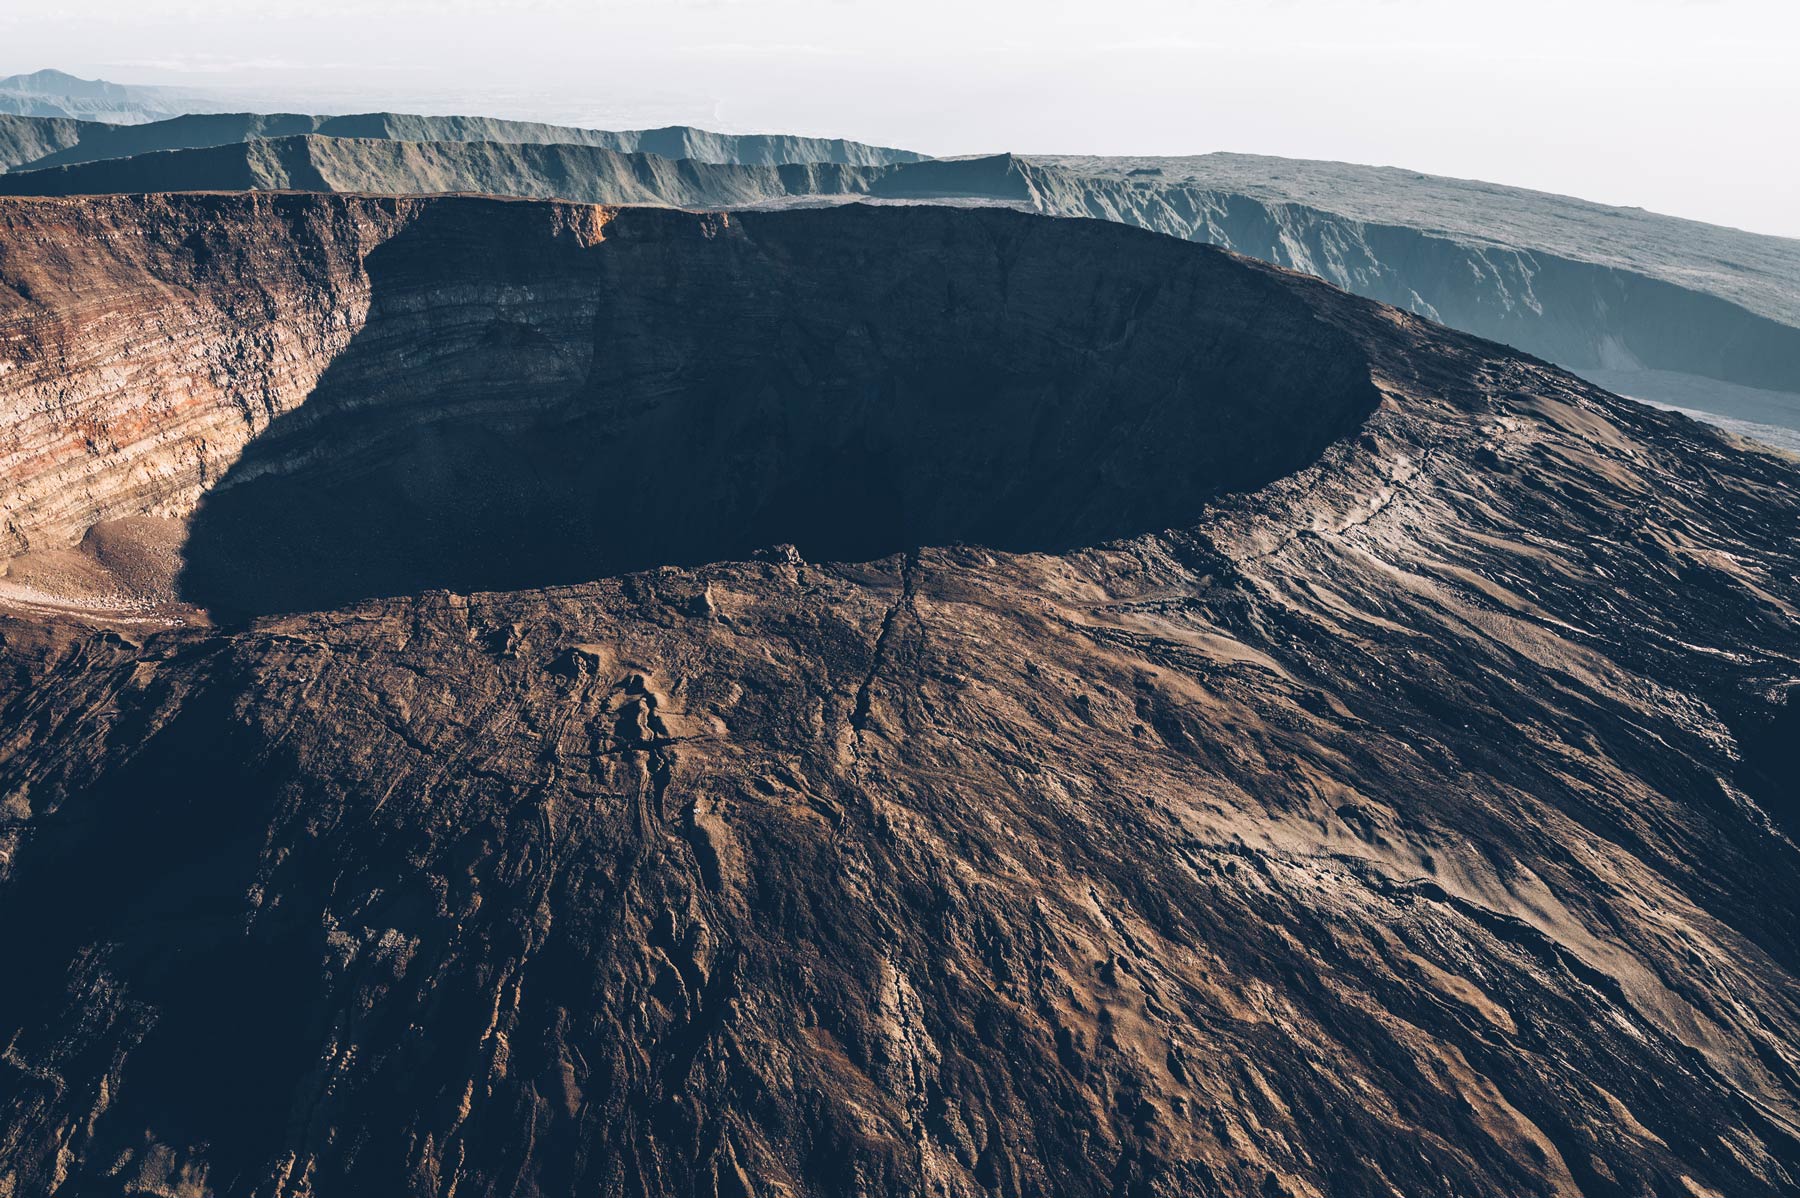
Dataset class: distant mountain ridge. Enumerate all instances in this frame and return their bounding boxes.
[1038,152,1800,332]
[0,134,975,206]
[0,107,928,170]
[0,69,235,125]
[1001,157,1800,421]
[0,137,1032,233]
[2,75,1797,438]
[5,126,1796,438]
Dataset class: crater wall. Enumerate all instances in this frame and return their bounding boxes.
[0,195,1379,617]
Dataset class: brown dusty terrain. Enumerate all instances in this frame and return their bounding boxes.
[0,195,1797,1198]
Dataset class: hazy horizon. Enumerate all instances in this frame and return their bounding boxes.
[4,0,1796,239]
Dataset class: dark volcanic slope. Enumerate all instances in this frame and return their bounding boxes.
[2,197,1800,1198]
[0,110,927,172]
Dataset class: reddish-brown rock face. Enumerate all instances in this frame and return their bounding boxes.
[1,196,1798,1198]
[0,194,604,567]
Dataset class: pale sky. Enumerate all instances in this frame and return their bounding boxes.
[4,0,1797,238]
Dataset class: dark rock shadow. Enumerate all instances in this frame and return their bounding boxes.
[178,204,1380,621]
[0,674,328,1191]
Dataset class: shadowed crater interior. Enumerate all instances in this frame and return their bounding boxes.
[178,206,1379,618]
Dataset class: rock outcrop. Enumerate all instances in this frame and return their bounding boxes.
[1,197,1798,1198]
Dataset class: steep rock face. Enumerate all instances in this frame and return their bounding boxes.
[0,114,86,173]
[1,199,1799,1198]
[0,192,423,565]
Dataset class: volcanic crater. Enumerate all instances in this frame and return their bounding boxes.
[2,195,1377,621]
[3,194,1799,1198]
